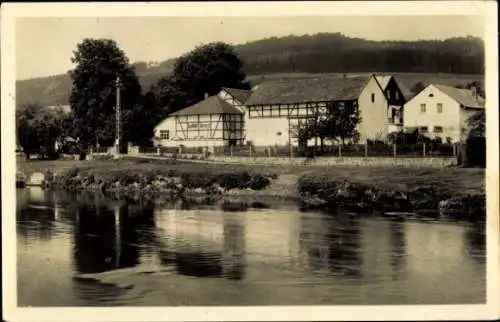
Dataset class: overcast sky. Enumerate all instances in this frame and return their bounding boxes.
[16,16,484,80]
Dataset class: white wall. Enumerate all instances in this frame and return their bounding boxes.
[404,85,462,142]
[358,76,389,142]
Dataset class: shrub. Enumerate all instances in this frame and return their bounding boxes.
[248,175,271,190]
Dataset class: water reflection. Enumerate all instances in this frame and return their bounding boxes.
[298,215,362,278]
[388,220,407,277]
[73,203,155,274]
[16,188,487,306]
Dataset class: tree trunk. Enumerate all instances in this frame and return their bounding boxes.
[320,138,325,153]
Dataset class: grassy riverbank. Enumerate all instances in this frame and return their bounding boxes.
[17,157,484,194]
[17,156,485,219]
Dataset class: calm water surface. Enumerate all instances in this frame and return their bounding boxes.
[17,187,486,306]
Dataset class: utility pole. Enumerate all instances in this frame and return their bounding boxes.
[115,76,121,159]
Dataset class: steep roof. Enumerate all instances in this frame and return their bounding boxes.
[434,84,485,109]
[375,75,391,90]
[222,87,252,104]
[170,95,244,116]
[245,76,372,106]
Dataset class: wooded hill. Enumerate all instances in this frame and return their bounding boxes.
[16,33,484,108]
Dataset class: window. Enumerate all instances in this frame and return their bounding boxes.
[429,93,434,97]
[420,103,426,113]
[159,130,170,140]
[437,103,443,113]
[371,93,375,103]
[419,126,428,133]
[434,126,443,133]
[387,90,391,99]
[395,91,399,100]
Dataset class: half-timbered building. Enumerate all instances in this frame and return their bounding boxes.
[244,75,393,146]
[153,88,251,148]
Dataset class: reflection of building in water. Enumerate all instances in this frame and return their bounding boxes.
[298,215,362,277]
[155,209,247,279]
[155,209,304,279]
[16,188,56,240]
[359,218,401,281]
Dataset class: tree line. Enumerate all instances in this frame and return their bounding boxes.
[237,33,484,75]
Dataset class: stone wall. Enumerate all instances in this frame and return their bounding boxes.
[208,156,457,168]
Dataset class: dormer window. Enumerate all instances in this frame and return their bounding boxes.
[429,93,434,98]
[371,93,375,103]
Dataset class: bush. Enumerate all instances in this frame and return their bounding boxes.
[248,175,271,190]
[463,137,485,167]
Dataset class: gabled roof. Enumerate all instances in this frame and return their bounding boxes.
[222,87,252,104]
[170,95,244,116]
[245,75,372,106]
[433,84,485,109]
[375,75,392,90]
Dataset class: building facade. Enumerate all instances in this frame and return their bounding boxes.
[244,74,398,145]
[153,89,250,148]
[403,84,485,142]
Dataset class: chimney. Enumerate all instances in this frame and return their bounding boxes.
[471,86,477,100]
[204,93,209,99]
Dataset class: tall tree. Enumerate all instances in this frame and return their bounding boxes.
[69,38,143,148]
[156,42,250,115]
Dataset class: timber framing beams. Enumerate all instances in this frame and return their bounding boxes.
[172,113,244,142]
[247,100,358,120]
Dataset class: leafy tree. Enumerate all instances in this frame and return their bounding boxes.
[322,101,361,146]
[156,42,250,115]
[293,101,361,153]
[69,38,143,148]
[467,110,485,138]
[16,103,66,159]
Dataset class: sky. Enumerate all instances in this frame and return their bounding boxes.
[16,16,484,80]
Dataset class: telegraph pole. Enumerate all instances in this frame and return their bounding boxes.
[115,76,121,159]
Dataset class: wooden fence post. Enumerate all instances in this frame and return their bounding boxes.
[393,143,397,157]
[453,143,457,157]
[230,145,233,157]
[289,144,293,158]
[364,142,368,157]
[423,143,426,157]
[249,145,252,157]
[338,145,342,157]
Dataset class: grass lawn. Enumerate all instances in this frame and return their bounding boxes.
[16,156,485,196]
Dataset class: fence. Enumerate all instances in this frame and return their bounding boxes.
[124,142,459,159]
[208,143,458,158]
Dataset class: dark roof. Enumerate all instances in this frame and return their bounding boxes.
[222,87,252,104]
[170,95,243,116]
[245,76,371,106]
[434,84,485,109]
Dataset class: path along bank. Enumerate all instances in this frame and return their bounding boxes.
[16,156,486,221]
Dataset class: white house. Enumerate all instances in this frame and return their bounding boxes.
[403,84,485,142]
[153,88,251,148]
[244,74,405,145]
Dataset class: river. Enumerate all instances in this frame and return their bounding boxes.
[16,187,486,306]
